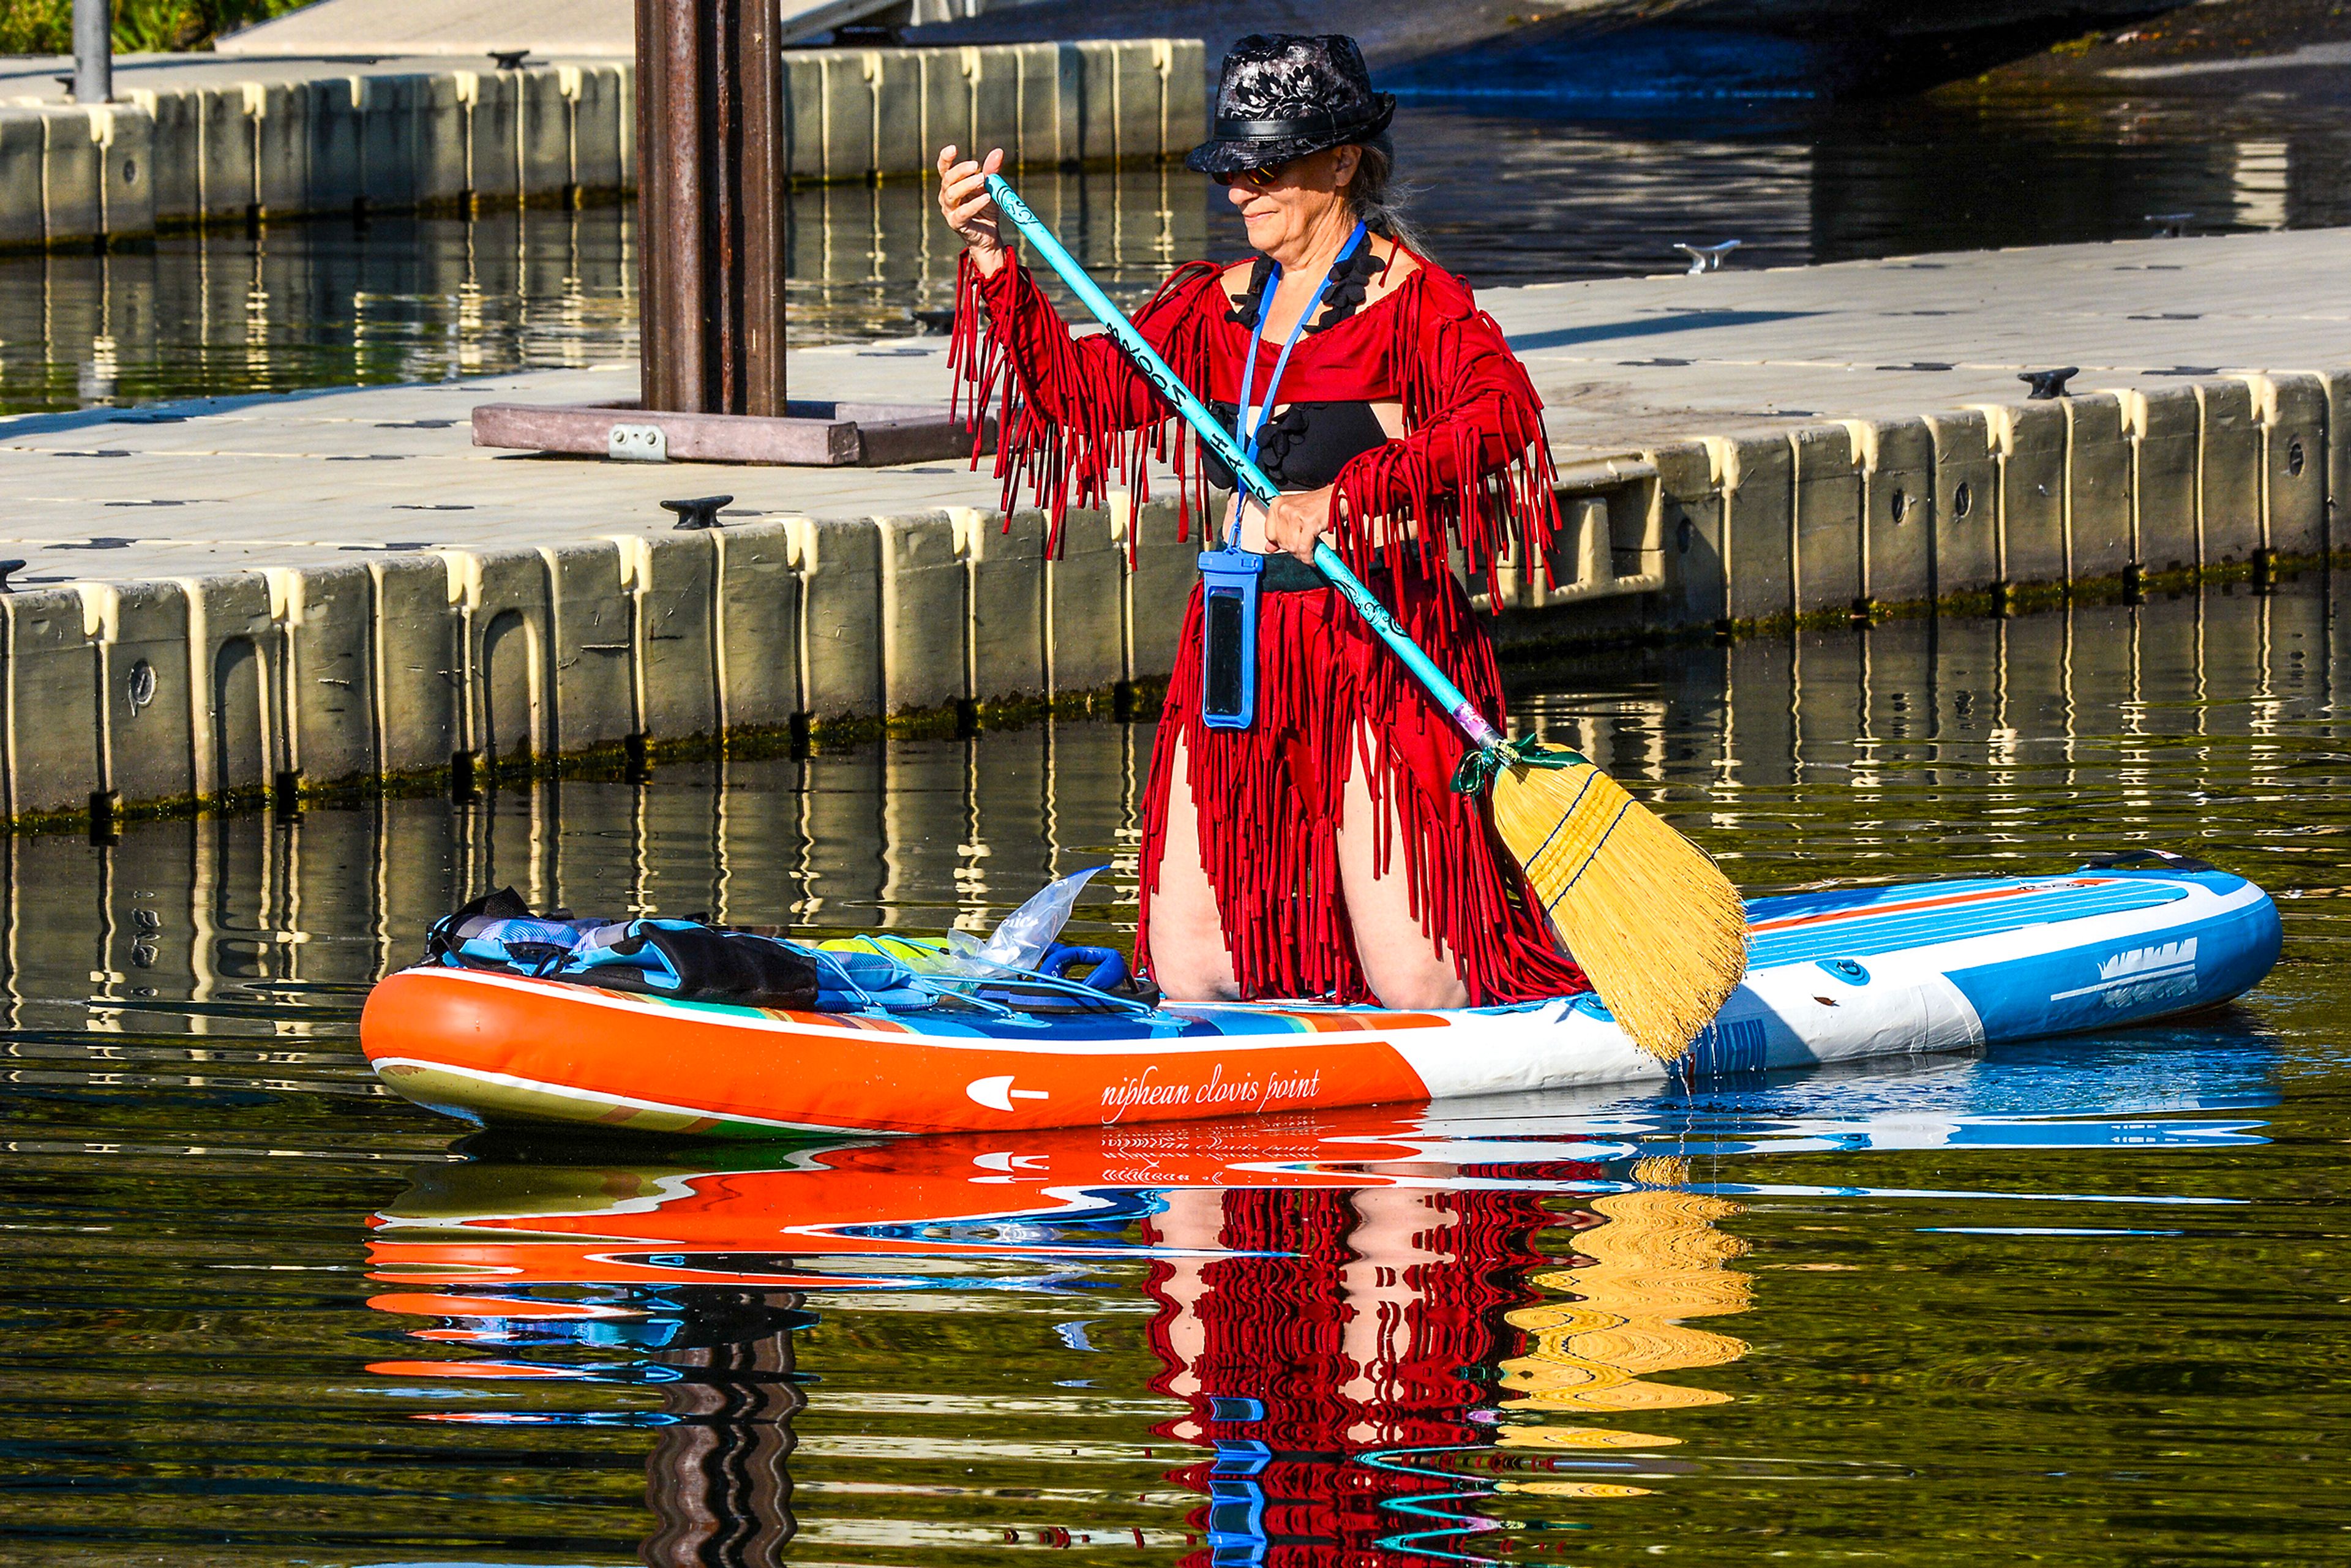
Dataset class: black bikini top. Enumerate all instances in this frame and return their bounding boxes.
[1199,399,1389,494]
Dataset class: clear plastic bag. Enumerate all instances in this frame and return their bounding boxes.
[938,865,1106,976]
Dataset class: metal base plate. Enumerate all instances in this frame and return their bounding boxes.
[470,400,992,467]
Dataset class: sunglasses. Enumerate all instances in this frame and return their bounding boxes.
[1213,162,1288,189]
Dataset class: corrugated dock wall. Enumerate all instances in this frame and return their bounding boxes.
[0,40,1207,248]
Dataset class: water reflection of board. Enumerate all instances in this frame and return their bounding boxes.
[360,1127,1728,1560]
[361,865,2279,1138]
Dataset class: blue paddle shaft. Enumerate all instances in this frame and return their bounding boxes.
[983,174,1507,754]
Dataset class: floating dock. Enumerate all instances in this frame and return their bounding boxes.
[1483,228,2347,637]
[0,39,1204,248]
[0,227,2340,829]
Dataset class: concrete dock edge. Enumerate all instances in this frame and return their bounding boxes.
[1,364,2333,830]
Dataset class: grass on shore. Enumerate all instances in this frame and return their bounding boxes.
[1982,0,2351,83]
[0,0,309,55]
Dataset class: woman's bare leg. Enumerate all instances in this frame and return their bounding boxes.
[1335,727,1470,1011]
[1147,733,1241,1001]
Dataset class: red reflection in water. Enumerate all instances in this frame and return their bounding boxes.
[1142,1185,1575,1566]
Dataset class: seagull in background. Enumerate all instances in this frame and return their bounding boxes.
[1676,240,1742,276]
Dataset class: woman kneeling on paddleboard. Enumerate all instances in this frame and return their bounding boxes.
[939,32,1588,1010]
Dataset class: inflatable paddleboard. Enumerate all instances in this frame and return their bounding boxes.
[361,857,2280,1138]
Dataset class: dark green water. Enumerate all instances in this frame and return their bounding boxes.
[2,574,2346,1564]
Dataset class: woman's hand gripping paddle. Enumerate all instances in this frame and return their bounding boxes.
[982,174,1747,1059]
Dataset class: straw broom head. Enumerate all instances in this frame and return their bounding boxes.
[1484,751,1748,1062]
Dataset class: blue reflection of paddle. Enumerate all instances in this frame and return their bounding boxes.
[1359,1444,1509,1566]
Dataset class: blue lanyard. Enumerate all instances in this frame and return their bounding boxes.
[1224,222,1368,548]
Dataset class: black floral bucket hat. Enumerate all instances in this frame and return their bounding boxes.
[1184,34,1398,177]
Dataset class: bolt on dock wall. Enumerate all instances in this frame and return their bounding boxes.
[0,40,1207,249]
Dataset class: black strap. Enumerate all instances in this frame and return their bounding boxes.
[1213,110,1373,140]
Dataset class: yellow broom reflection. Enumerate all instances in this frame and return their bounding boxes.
[1491,1157,1752,1491]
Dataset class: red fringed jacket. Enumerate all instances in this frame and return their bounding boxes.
[953,248,1561,583]
[951,246,1591,1005]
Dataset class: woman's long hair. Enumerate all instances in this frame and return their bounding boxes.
[1347,134,1430,258]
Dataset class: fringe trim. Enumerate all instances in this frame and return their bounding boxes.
[950,250,1224,557]
[1139,580,1590,1007]
[1327,270,1564,640]
[950,251,1564,585]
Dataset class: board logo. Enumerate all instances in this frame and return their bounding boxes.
[1098,1061,1324,1124]
[2049,939,2199,1010]
[966,1075,1050,1112]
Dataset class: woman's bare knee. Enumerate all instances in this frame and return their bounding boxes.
[1336,726,1470,1011]
[1152,942,1242,1002]
[1147,873,1240,1002]
[1357,945,1469,1011]
[1149,735,1240,1002]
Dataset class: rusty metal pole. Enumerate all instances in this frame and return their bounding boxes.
[636,0,787,416]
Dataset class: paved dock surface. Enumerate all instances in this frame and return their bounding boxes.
[1496,227,2350,462]
[0,227,2338,590]
[212,0,636,57]
[0,354,980,590]
[210,0,906,56]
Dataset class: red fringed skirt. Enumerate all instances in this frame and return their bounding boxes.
[1139,571,1592,1006]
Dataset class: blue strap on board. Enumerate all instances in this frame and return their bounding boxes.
[1199,222,1369,733]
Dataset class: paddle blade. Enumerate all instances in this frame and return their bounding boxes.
[1490,759,1747,1061]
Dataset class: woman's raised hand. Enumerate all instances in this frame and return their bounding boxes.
[937,145,1008,274]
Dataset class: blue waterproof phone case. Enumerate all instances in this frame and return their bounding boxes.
[1199,547,1262,730]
